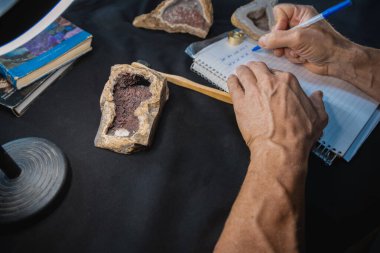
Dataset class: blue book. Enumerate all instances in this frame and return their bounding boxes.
[0,17,92,89]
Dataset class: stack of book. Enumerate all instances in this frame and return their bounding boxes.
[0,17,92,116]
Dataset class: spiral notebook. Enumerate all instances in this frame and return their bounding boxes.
[189,37,380,165]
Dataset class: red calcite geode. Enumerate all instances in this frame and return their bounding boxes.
[94,64,169,154]
[133,0,213,38]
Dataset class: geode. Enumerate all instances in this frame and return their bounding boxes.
[133,0,213,38]
[231,0,278,41]
[94,64,169,154]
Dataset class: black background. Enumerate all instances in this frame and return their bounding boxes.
[0,0,59,45]
[1,0,380,252]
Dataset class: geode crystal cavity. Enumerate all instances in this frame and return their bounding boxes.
[133,0,213,38]
[94,64,169,154]
[231,0,278,41]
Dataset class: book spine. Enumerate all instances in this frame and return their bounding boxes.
[10,31,92,86]
[0,64,17,86]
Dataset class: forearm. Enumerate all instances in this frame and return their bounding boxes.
[214,143,308,253]
[330,43,380,102]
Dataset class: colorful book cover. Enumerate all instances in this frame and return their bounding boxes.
[0,17,91,87]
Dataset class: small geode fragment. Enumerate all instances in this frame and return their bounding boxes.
[231,0,278,41]
[133,0,213,38]
[94,64,169,154]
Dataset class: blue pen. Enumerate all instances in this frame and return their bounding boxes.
[252,0,352,52]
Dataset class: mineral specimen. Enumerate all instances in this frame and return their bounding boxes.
[231,0,278,41]
[94,64,169,154]
[133,0,213,38]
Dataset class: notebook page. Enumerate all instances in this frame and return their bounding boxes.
[193,38,379,157]
[344,108,380,161]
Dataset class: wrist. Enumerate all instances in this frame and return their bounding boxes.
[246,140,308,213]
[328,41,369,80]
[248,139,309,174]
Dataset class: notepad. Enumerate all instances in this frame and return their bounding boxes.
[190,37,380,165]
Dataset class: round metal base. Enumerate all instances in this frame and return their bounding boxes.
[0,137,68,224]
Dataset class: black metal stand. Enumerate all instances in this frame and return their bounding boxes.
[0,137,68,224]
[0,145,21,179]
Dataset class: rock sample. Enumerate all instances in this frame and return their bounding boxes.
[133,0,213,38]
[231,0,278,41]
[94,64,169,154]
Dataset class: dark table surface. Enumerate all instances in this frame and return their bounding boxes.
[1,0,380,252]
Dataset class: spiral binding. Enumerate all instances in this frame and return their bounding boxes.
[201,61,228,84]
[312,141,340,166]
[198,60,227,84]
[191,59,228,91]
[191,62,217,88]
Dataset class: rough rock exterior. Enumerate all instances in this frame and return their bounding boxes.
[231,0,278,41]
[94,64,169,154]
[133,0,213,38]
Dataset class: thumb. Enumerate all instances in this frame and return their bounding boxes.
[272,10,289,31]
[272,4,292,31]
[271,10,288,57]
[309,91,328,124]
[258,29,297,50]
[274,17,288,31]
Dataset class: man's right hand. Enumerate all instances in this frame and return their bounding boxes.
[259,3,380,102]
[258,4,352,76]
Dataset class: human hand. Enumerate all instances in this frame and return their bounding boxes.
[228,62,328,159]
[257,4,352,76]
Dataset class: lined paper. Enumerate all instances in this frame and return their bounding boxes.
[192,38,379,159]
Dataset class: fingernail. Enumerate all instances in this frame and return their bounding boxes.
[258,34,268,46]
